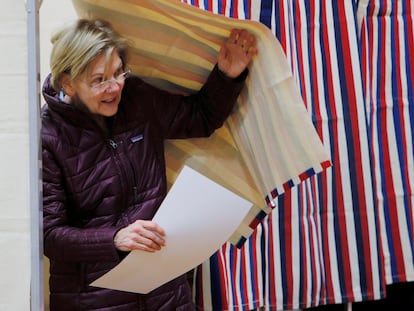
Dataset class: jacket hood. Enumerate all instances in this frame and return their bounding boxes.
[42,73,82,115]
[42,74,59,103]
[42,74,110,132]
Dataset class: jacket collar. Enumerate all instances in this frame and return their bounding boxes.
[42,74,111,132]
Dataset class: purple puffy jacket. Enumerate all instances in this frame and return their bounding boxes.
[42,66,246,311]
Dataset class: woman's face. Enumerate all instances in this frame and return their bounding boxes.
[65,50,126,117]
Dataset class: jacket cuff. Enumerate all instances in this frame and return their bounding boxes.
[217,66,249,83]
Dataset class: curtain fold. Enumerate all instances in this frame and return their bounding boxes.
[358,0,414,285]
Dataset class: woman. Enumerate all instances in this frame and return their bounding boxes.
[42,19,257,310]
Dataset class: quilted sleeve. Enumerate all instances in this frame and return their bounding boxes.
[151,65,247,139]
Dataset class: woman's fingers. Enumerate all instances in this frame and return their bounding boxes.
[228,29,257,53]
[133,221,166,250]
[114,220,166,252]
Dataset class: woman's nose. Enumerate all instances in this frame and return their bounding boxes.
[103,79,121,93]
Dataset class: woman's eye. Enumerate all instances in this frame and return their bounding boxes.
[91,77,103,86]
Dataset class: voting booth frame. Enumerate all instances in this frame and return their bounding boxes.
[27,1,44,310]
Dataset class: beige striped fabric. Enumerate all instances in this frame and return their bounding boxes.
[71,0,331,246]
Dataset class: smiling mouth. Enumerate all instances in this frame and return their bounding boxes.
[102,97,117,104]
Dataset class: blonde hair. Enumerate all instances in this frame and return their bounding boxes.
[49,19,129,91]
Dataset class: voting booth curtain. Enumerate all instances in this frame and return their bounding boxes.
[182,0,414,309]
[72,0,414,310]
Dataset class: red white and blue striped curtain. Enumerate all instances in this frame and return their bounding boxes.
[180,0,252,18]
[358,0,414,286]
[184,0,414,310]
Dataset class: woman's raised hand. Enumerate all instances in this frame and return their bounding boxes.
[217,29,258,78]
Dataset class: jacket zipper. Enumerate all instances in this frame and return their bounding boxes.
[108,138,138,200]
[108,139,118,149]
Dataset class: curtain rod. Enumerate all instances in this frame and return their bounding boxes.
[26,0,44,310]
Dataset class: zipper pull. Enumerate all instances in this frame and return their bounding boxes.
[133,186,138,198]
[108,139,118,149]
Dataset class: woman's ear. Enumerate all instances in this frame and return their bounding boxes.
[60,74,76,97]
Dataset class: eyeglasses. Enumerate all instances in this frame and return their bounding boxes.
[85,70,131,92]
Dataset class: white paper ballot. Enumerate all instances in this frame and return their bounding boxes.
[91,165,253,294]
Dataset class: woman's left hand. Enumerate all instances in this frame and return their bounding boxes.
[217,29,258,79]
